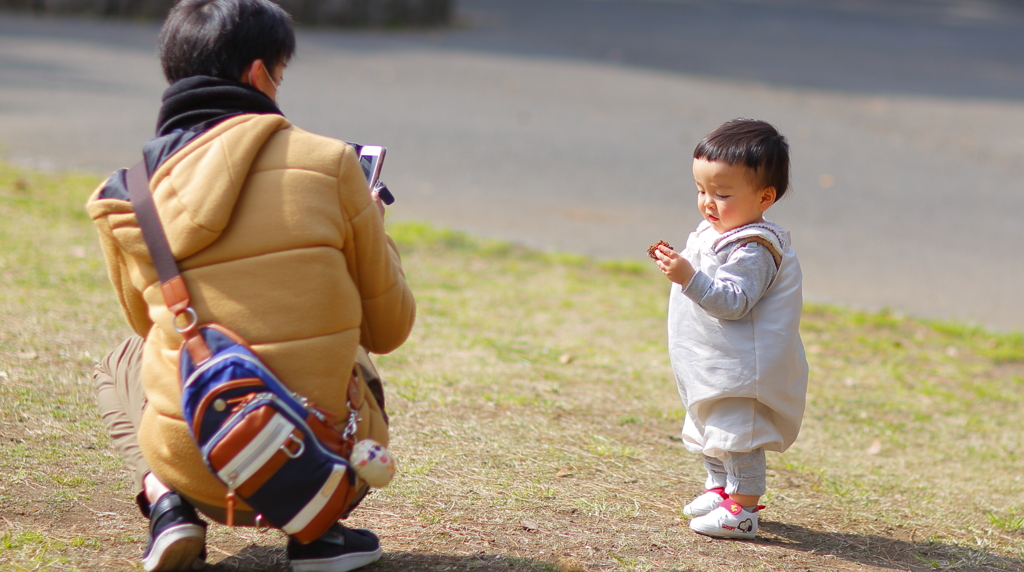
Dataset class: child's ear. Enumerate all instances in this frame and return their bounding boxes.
[759,186,777,211]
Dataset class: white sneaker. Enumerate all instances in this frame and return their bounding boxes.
[682,487,727,517]
[689,498,759,540]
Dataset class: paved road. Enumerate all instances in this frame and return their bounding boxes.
[2,0,1024,331]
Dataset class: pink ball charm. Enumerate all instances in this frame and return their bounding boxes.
[350,439,395,487]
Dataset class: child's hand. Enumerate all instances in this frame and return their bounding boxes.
[653,245,696,288]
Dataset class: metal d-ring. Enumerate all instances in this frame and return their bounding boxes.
[281,434,305,459]
[173,307,199,334]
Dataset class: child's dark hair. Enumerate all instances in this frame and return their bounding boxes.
[694,118,791,200]
[158,0,296,84]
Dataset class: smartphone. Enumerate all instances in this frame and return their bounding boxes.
[358,145,395,205]
[358,145,386,189]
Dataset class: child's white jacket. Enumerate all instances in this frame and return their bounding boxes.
[668,220,808,458]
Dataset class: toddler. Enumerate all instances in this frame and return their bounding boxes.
[651,118,808,540]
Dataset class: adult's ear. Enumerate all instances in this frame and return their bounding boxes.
[239,59,277,101]
[239,59,260,85]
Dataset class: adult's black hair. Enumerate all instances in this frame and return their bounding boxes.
[694,118,791,200]
[158,0,296,84]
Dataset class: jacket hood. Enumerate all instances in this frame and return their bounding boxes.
[88,113,292,261]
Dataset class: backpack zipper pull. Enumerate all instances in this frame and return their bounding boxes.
[225,488,236,527]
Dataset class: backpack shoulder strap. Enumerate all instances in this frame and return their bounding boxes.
[125,162,180,285]
[125,160,210,363]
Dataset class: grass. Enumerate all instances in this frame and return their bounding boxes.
[1,161,1023,571]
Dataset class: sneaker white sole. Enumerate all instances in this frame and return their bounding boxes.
[689,517,756,540]
[142,524,206,572]
[290,546,383,572]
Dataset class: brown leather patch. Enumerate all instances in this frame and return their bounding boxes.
[235,429,303,497]
[207,405,277,474]
[184,334,212,365]
[161,276,191,315]
[191,378,263,433]
[307,411,351,458]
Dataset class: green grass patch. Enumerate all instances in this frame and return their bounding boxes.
[2,161,1023,571]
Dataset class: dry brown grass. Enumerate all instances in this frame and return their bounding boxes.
[1,165,1023,571]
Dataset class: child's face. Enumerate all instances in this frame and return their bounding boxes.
[692,158,776,233]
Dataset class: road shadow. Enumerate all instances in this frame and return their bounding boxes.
[303,0,1024,102]
[206,545,557,571]
[759,520,1024,571]
[6,0,1024,101]
[0,9,158,50]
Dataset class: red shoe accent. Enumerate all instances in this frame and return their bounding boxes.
[708,487,727,499]
[720,498,743,515]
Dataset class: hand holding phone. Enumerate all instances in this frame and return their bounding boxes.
[358,145,395,205]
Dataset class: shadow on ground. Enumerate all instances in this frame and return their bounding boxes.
[399,0,1024,101]
[207,546,557,571]
[760,521,1024,571]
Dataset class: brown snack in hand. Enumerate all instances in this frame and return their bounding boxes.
[647,240,672,260]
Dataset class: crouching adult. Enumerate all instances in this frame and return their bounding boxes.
[86,0,416,569]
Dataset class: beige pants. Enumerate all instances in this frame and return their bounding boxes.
[93,335,150,513]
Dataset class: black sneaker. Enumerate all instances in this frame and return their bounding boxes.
[142,491,207,571]
[287,523,382,572]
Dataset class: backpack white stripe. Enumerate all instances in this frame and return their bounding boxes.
[282,463,348,535]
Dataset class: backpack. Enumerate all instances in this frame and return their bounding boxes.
[126,161,391,543]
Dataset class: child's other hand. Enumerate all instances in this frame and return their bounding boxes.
[653,245,695,288]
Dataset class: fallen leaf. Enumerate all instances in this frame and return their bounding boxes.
[521,520,538,531]
[866,438,882,455]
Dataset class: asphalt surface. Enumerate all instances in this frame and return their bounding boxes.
[2,0,1024,331]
